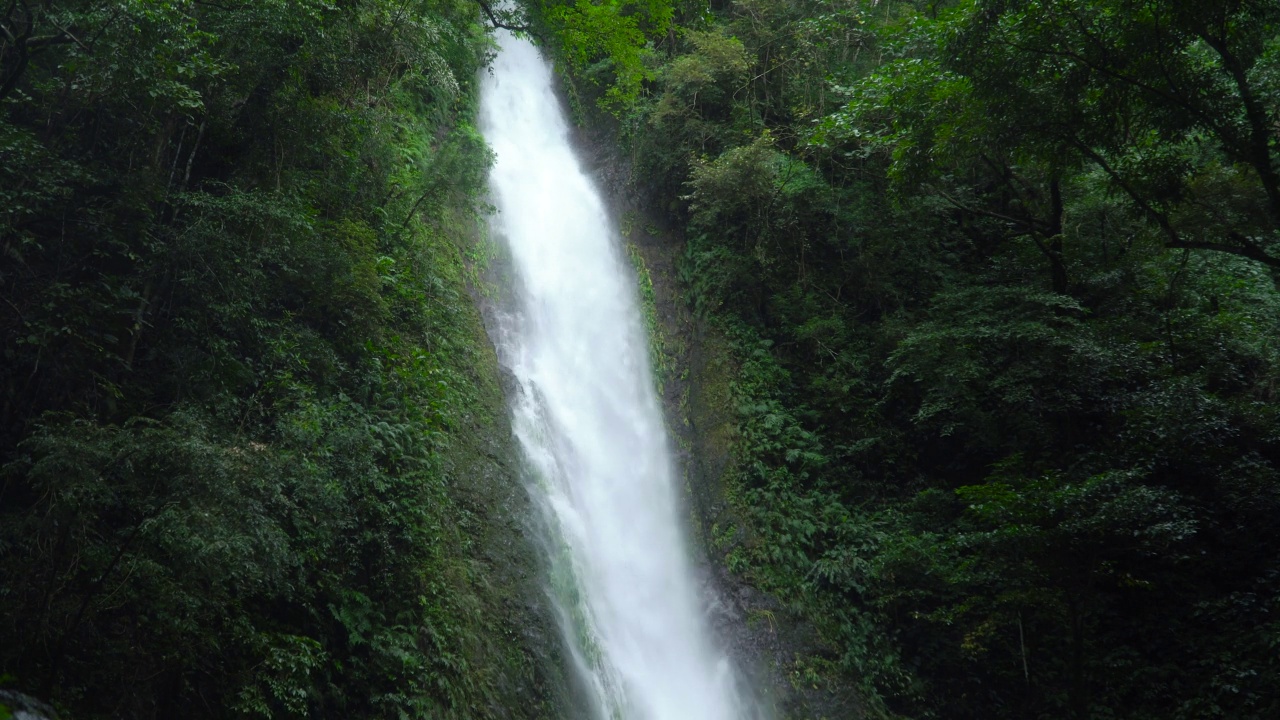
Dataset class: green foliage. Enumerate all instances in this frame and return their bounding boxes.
[526,0,673,108]
[553,0,1280,717]
[626,241,676,392]
[1,1,562,718]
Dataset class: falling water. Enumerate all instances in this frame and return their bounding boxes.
[480,31,749,720]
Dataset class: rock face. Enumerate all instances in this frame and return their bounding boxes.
[0,691,59,720]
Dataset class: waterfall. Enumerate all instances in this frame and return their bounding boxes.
[479,30,750,720]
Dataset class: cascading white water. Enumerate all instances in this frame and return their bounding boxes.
[480,30,749,720]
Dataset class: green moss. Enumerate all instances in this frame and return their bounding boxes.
[688,327,739,468]
[428,226,572,719]
[625,241,673,395]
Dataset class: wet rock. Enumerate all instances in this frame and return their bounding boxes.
[0,691,59,720]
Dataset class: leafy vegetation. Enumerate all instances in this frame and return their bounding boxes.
[1,1,567,718]
[8,0,1280,717]
[530,0,1280,717]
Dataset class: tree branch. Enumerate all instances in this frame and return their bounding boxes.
[1073,138,1280,267]
[1198,28,1280,227]
[48,16,89,51]
[1165,236,1280,268]
[934,186,1050,236]
[23,32,77,51]
[1068,138,1184,247]
[475,0,532,33]
[0,0,33,101]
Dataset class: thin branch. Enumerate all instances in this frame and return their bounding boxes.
[934,186,1049,235]
[1165,237,1280,268]
[1198,27,1280,226]
[190,0,249,10]
[475,0,531,33]
[1072,138,1280,267]
[1,295,25,323]
[1068,138,1183,246]
[182,118,206,189]
[398,191,431,237]
[0,4,32,101]
[23,33,76,50]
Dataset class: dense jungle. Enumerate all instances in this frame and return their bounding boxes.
[4,1,1280,719]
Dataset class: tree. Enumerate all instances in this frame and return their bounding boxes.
[942,0,1280,271]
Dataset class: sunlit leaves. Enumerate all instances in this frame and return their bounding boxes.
[535,0,673,107]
